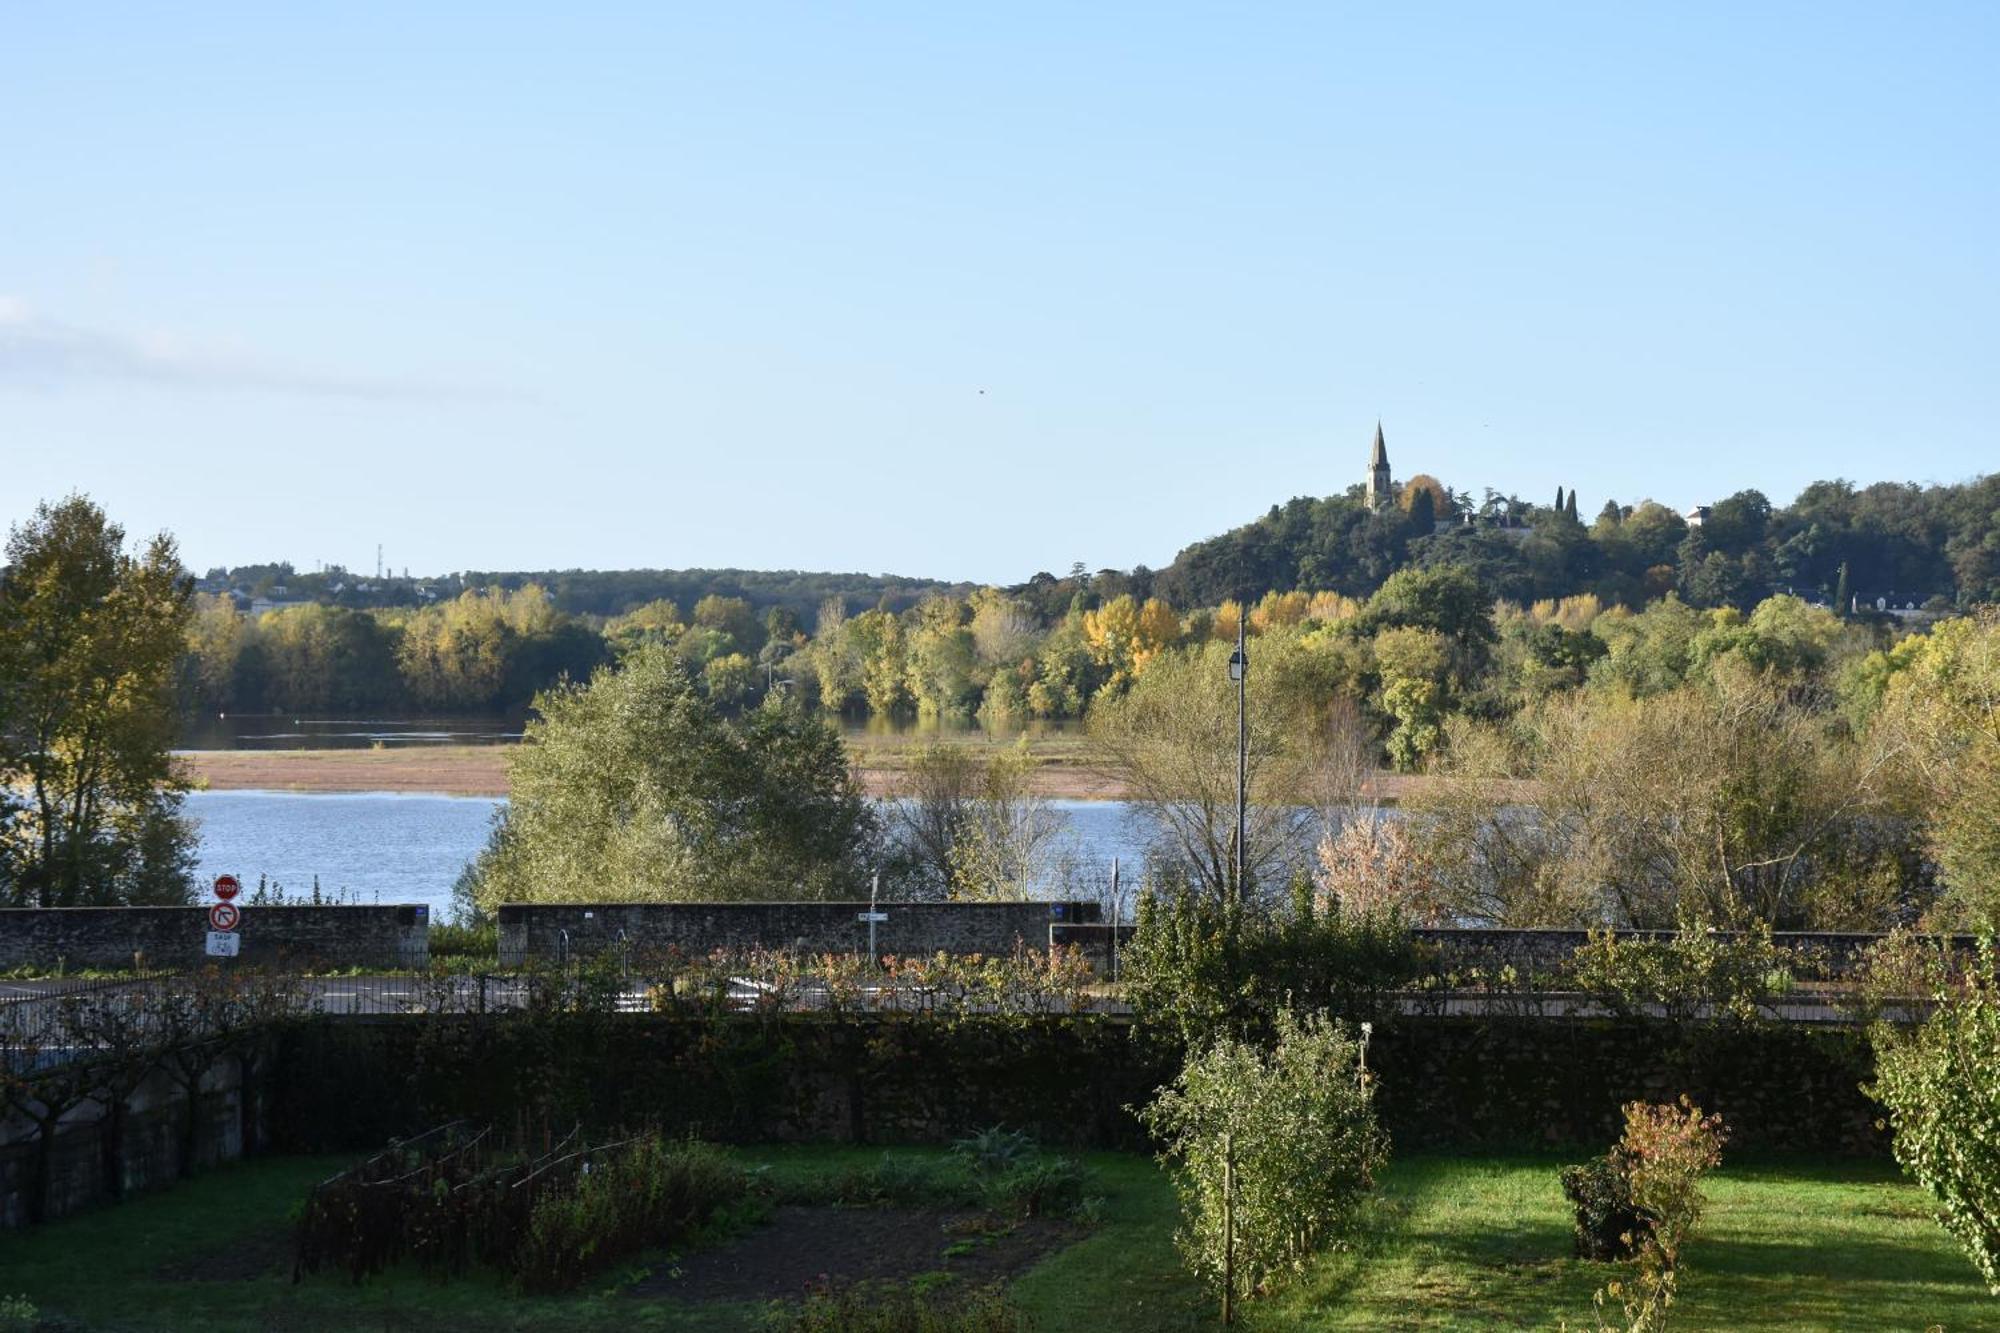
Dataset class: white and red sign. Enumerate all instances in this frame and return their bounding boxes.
[213,874,241,901]
[208,901,241,932]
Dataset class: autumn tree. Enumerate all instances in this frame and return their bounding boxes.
[0,496,196,906]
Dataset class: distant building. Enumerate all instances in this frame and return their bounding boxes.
[1685,505,1711,528]
[1366,422,1394,512]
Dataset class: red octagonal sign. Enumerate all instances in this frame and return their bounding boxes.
[213,874,241,901]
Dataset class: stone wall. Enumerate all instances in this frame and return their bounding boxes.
[496,900,1102,966]
[0,905,431,972]
[0,1056,255,1229]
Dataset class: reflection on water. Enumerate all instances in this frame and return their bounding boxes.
[185,791,1150,923]
[178,715,526,749]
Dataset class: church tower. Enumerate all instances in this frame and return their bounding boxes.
[1366,422,1394,512]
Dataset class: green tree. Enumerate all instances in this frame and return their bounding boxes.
[0,496,196,906]
[1371,626,1450,771]
[472,646,876,908]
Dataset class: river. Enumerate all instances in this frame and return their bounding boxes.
[185,791,1155,922]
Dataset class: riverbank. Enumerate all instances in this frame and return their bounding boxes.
[176,743,1430,804]
[176,742,1132,801]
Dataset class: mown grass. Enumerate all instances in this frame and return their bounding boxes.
[0,1148,1987,1331]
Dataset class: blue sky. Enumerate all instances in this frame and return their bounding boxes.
[4,4,1995,583]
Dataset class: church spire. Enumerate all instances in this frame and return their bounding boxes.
[1366,422,1394,512]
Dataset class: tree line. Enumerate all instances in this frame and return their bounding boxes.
[1150,471,2000,612]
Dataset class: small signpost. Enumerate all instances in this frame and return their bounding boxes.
[860,873,885,965]
[206,873,242,957]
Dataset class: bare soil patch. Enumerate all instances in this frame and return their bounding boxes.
[632,1205,1080,1304]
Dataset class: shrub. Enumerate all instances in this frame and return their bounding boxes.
[0,1294,34,1333]
[1870,949,2000,1292]
[952,1126,1038,1177]
[949,1127,1091,1220]
[1560,1154,1644,1261]
[1583,1098,1728,1332]
[1124,883,1422,1045]
[1137,1007,1387,1312]
[986,1157,1089,1220]
[1570,922,1788,1025]
[515,1137,746,1293]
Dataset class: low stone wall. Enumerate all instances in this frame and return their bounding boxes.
[0,905,431,972]
[1410,928,1980,979]
[496,901,1102,966]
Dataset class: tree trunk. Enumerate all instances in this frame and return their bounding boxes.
[100,1096,128,1201]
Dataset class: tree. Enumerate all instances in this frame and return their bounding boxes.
[1871,612,2000,927]
[1407,674,1912,929]
[1401,474,1451,516]
[471,646,877,908]
[0,496,196,906]
[1405,486,1436,535]
[1088,641,1315,900]
[1871,955,2000,1293]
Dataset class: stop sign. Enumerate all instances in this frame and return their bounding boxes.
[213,874,241,901]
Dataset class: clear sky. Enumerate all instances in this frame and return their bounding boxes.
[4,4,1995,584]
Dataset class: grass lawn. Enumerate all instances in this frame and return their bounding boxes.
[0,1148,1989,1331]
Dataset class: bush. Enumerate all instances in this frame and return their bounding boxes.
[952,1126,1038,1176]
[515,1137,746,1293]
[1124,883,1422,1045]
[0,1294,35,1333]
[1560,1154,1645,1261]
[1570,922,1789,1025]
[987,1157,1089,1220]
[1870,950,2000,1292]
[1584,1098,1728,1332]
[429,921,498,960]
[1137,1007,1387,1311]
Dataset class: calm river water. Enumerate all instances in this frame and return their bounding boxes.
[184,792,1152,921]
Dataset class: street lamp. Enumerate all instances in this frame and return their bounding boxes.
[1228,615,1247,902]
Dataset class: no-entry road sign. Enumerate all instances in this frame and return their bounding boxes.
[208,901,241,932]
[213,874,241,901]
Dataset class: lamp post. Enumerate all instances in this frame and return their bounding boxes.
[1228,614,1247,902]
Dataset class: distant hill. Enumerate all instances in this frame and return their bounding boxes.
[1146,471,2000,612]
[446,567,971,621]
